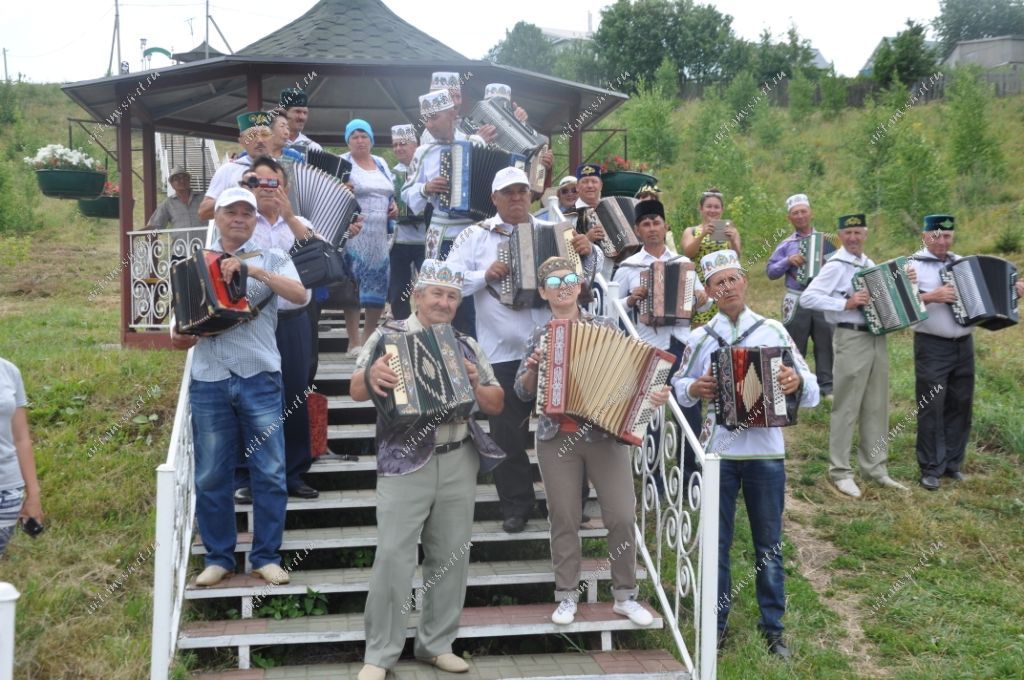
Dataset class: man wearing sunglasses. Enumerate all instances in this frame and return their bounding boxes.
[534,176,578,222]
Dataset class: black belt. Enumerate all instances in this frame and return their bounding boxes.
[837,322,871,332]
[278,307,308,320]
[435,436,470,454]
[917,332,972,344]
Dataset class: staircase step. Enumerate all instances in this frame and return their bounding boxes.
[178,602,664,649]
[305,450,539,474]
[190,650,687,679]
[192,519,609,554]
[327,418,534,441]
[184,558,646,599]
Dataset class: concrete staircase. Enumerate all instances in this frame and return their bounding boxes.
[180,310,687,678]
[158,132,219,194]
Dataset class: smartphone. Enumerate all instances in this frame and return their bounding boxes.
[21,517,44,538]
[711,219,733,242]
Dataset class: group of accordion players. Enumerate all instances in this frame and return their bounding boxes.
[166,70,1022,672]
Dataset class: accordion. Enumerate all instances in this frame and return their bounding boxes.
[796,232,839,286]
[535,319,674,446]
[638,259,697,326]
[497,222,583,309]
[593,197,641,260]
[368,323,476,431]
[713,346,798,430]
[852,256,928,335]
[440,141,525,220]
[941,255,1019,330]
[288,163,361,247]
[393,172,419,224]
[460,98,549,193]
[305,149,353,184]
[171,250,258,336]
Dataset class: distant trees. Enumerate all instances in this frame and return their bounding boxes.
[933,0,1024,56]
[485,22,556,75]
[872,20,939,88]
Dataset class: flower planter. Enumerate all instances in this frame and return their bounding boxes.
[35,169,107,199]
[78,195,120,219]
[600,171,658,198]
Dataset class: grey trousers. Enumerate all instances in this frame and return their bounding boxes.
[828,327,890,482]
[785,303,834,394]
[536,431,638,603]
[363,444,479,668]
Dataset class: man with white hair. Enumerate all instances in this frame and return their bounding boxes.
[534,176,578,222]
[419,71,497,146]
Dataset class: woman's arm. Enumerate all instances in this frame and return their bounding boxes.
[13,407,42,521]
[681,226,704,259]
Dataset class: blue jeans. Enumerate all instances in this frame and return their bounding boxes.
[717,458,786,636]
[190,372,287,570]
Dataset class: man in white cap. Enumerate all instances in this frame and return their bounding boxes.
[389,123,425,320]
[420,71,497,146]
[146,166,203,231]
[445,166,596,533]
[766,194,836,397]
[170,187,307,589]
[484,82,529,122]
[534,176,578,221]
[674,249,818,659]
[350,259,505,680]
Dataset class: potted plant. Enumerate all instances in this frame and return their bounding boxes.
[78,181,120,219]
[24,144,106,199]
[599,156,657,198]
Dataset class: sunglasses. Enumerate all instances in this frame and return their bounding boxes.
[544,273,581,288]
[240,177,280,189]
[558,187,578,195]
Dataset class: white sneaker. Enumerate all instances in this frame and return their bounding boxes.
[551,597,576,625]
[613,598,654,626]
[877,476,908,491]
[831,478,862,499]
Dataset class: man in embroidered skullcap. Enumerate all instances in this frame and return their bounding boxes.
[484,82,529,123]
[389,123,426,320]
[350,259,505,680]
[281,87,323,156]
[420,71,498,146]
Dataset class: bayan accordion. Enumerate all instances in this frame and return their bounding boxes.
[941,255,1019,330]
[638,259,697,326]
[712,346,798,430]
[497,222,583,309]
[305,149,353,184]
[852,256,928,334]
[288,163,361,247]
[593,197,641,260]
[368,323,476,432]
[535,319,674,445]
[440,141,525,220]
[171,250,259,336]
[460,98,549,192]
[796,232,839,286]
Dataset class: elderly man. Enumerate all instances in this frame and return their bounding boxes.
[567,164,611,267]
[350,259,504,680]
[800,214,910,498]
[766,194,836,398]
[446,166,595,533]
[389,123,426,320]
[280,87,323,156]
[419,71,497,146]
[674,249,819,659]
[534,176,577,222]
[170,187,307,588]
[146,167,203,230]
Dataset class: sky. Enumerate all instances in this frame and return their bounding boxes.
[1,0,942,83]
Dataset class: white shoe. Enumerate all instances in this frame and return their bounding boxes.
[357,664,386,680]
[253,563,290,584]
[551,597,577,625]
[831,478,862,499]
[613,598,654,626]
[195,565,229,587]
[877,476,908,491]
[421,653,469,673]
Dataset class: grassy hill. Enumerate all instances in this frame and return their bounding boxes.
[0,81,1022,679]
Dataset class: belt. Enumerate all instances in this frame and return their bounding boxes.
[837,322,871,332]
[917,331,972,344]
[434,436,470,454]
[278,307,308,320]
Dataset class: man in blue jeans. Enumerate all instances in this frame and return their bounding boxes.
[673,249,820,659]
[171,187,309,588]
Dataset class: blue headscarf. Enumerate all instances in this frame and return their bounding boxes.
[345,118,374,146]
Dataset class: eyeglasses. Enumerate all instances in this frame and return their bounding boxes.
[544,273,581,288]
[558,187,578,196]
[239,177,280,189]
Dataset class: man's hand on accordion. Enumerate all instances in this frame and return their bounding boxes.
[346,215,365,239]
[845,289,870,310]
[570,233,592,257]
[477,124,498,144]
[485,260,510,283]
[649,385,672,407]
[923,284,957,305]
[688,369,717,400]
[424,176,449,196]
[586,222,607,244]
[787,253,806,268]
[627,285,648,307]
[464,359,480,390]
[777,364,802,396]
[170,326,199,350]
[368,353,399,397]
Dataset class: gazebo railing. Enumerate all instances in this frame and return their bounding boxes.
[128,227,208,330]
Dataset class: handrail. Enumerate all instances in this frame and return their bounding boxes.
[0,582,18,680]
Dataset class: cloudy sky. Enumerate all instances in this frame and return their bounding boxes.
[2,0,941,83]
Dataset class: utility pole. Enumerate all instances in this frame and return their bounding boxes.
[2,48,8,82]
[204,0,210,59]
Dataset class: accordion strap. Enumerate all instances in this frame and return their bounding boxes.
[233,250,275,312]
[704,318,765,348]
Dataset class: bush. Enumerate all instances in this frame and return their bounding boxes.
[0,156,40,233]
[752,107,783,149]
[625,79,678,167]
[723,71,760,133]
[820,70,847,120]
[945,66,1003,178]
[654,55,678,99]
[788,70,815,123]
[877,124,949,236]
[0,81,20,125]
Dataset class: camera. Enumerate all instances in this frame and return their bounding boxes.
[21,517,44,538]
[239,176,280,189]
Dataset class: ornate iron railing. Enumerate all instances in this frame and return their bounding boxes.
[128,227,207,330]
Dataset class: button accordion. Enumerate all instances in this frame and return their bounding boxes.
[305,149,353,184]
[171,250,259,336]
[439,141,525,220]
[288,163,361,247]
[497,222,583,309]
[712,346,799,430]
[368,323,476,431]
[459,98,550,193]
[535,319,674,445]
[592,197,641,260]
[796,232,839,286]
[940,255,1019,330]
[852,256,928,334]
[638,259,698,326]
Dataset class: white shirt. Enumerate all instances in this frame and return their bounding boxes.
[204,157,252,201]
[251,212,313,310]
[420,125,470,146]
[799,247,875,325]
[287,131,323,154]
[909,247,972,339]
[613,247,707,350]
[673,307,820,459]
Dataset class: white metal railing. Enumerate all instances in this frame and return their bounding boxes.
[592,274,719,680]
[0,582,18,680]
[128,227,208,329]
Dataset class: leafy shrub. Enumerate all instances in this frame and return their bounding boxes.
[788,70,815,123]
[877,124,949,236]
[945,66,1003,178]
[625,78,678,167]
[723,71,760,133]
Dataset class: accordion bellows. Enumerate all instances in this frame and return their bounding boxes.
[593,197,641,259]
[852,256,928,334]
[941,255,1019,330]
[460,98,549,193]
[440,141,525,220]
[288,163,360,247]
[497,222,583,309]
[535,319,674,446]
[638,260,697,326]
[368,323,476,432]
[712,346,798,430]
[171,250,257,336]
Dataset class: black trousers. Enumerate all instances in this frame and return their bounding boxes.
[439,238,476,339]
[785,304,833,395]
[914,332,974,477]
[489,360,536,520]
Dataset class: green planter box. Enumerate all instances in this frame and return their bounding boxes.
[78,195,120,219]
[35,169,107,199]
[600,171,658,198]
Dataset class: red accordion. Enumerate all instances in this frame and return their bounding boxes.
[171,250,257,336]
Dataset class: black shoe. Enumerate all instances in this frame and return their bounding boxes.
[765,634,792,659]
[944,470,967,482]
[502,516,527,533]
[233,487,252,504]
[920,475,940,491]
[288,483,319,499]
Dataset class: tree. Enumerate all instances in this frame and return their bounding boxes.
[551,41,604,87]
[945,66,1003,177]
[872,20,938,88]
[750,26,816,85]
[485,21,555,74]
[934,0,1024,56]
[626,79,678,167]
[654,56,679,98]
[787,70,815,122]
[820,68,847,120]
[673,2,740,84]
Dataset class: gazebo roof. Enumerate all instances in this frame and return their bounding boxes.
[172,41,224,64]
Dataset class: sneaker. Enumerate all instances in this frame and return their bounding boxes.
[877,476,908,491]
[765,633,793,659]
[613,598,654,626]
[831,478,862,499]
[551,597,577,625]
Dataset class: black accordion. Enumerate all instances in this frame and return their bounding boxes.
[592,197,641,260]
[460,98,549,192]
[305,149,353,184]
[712,346,799,430]
[852,256,928,335]
[941,255,1019,330]
[439,141,525,220]
[288,163,361,247]
[368,323,476,431]
[638,259,698,326]
[496,222,583,309]
[171,250,259,336]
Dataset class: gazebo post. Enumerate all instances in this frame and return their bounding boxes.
[246,70,263,111]
[142,123,157,219]
[118,100,135,348]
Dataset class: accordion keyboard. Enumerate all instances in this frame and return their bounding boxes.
[383,343,409,406]
[863,269,900,329]
[952,267,985,318]
[768,356,787,417]
[449,150,465,209]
